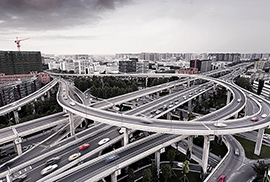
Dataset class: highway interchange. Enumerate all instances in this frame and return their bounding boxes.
[0,63,269,181]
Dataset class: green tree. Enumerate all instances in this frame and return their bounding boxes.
[142,169,152,182]
[167,149,176,166]
[161,164,171,182]
[235,77,252,91]
[151,162,158,182]
[252,160,269,182]
[127,168,135,182]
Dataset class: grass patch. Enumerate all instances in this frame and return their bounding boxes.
[234,135,270,159]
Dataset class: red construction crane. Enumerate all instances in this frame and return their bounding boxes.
[15,37,30,51]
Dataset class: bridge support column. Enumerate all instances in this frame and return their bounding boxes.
[111,171,117,182]
[157,92,160,99]
[132,100,136,108]
[167,112,172,120]
[187,77,190,87]
[14,137,22,156]
[41,96,45,101]
[123,128,129,146]
[68,112,75,136]
[155,151,161,178]
[187,136,194,160]
[226,90,231,105]
[47,91,50,98]
[13,110,19,124]
[169,88,172,94]
[254,128,265,156]
[202,135,214,174]
[145,77,148,87]
[199,95,202,104]
[188,100,192,111]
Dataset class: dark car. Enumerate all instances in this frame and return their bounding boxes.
[46,156,61,166]
[59,129,66,135]
[105,155,120,163]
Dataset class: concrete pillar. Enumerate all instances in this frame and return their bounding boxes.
[41,96,45,101]
[167,112,172,120]
[68,112,75,136]
[132,100,136,108]
[32,103,35,114]
[254,128,265,156]
[187,77,190,87]
[6,169,11,182]
[123,128,128,146]
[202,135,214,174]
[14,137,22,155]
[199,95,202,104]
[155,151,161,177]
[169,88,172,94]
[226,90,231,105]
[111,171,117,182]
[13,110,19,124]
[188,136,194,159]
[157,92,160,99]
[146,77,148,87]
[47,91,50,98]
[188,100,192,111]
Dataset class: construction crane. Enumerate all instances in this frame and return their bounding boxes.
[15,37,30,51]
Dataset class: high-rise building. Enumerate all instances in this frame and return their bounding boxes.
[190,59,212,73]
[119,58,138,73]
[0,51,42,75]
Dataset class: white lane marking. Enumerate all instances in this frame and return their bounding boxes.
[202,122,211,130]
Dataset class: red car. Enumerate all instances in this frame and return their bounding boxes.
[79,144,90,150]
[251,117,259,122]
[218,174,226,182]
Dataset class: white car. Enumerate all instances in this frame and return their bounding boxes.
[98,138,110,145]
[70,102,76,106]
[41,164,58,175]
[262,114,267,118]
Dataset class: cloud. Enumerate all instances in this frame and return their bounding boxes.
[0,0,131,31]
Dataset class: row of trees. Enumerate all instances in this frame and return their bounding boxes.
[74,76,139,99]
[127,147,190,182]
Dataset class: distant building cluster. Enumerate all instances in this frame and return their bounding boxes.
[119,58,149,73]
[0,76,41,106]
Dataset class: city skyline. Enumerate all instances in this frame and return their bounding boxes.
[1,0,270,55]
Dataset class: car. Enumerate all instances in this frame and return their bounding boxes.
[12,174,27,182]
[237,99,241,102]
[258,99,262,103]
[251,117,259,122]
[79,144,90,150]
[68,152,81,161]
[169,104,174,108]
[98,138,110,145]
[70,102,76,106]
[155,110,161,114]
[234,148,240,156]
[130,137,136,143]
[45,156,61,166]
[117,127,125,134]
[59,129,66,135]
[40,164,58,175]
[105,155,120,163]
[262,114,267,118]
[218,174,226,182]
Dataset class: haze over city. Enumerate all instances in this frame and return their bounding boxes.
[0,0,270,54]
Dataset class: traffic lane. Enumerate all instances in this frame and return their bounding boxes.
[15,113,66,133]
[23,127,120,182]
[9,126,118,170]
[56,134,178,182]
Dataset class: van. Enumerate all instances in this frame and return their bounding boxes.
[183,96,186,99]
[237,99,241,102]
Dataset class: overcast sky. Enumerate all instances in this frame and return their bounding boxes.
[0,0,270,55]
